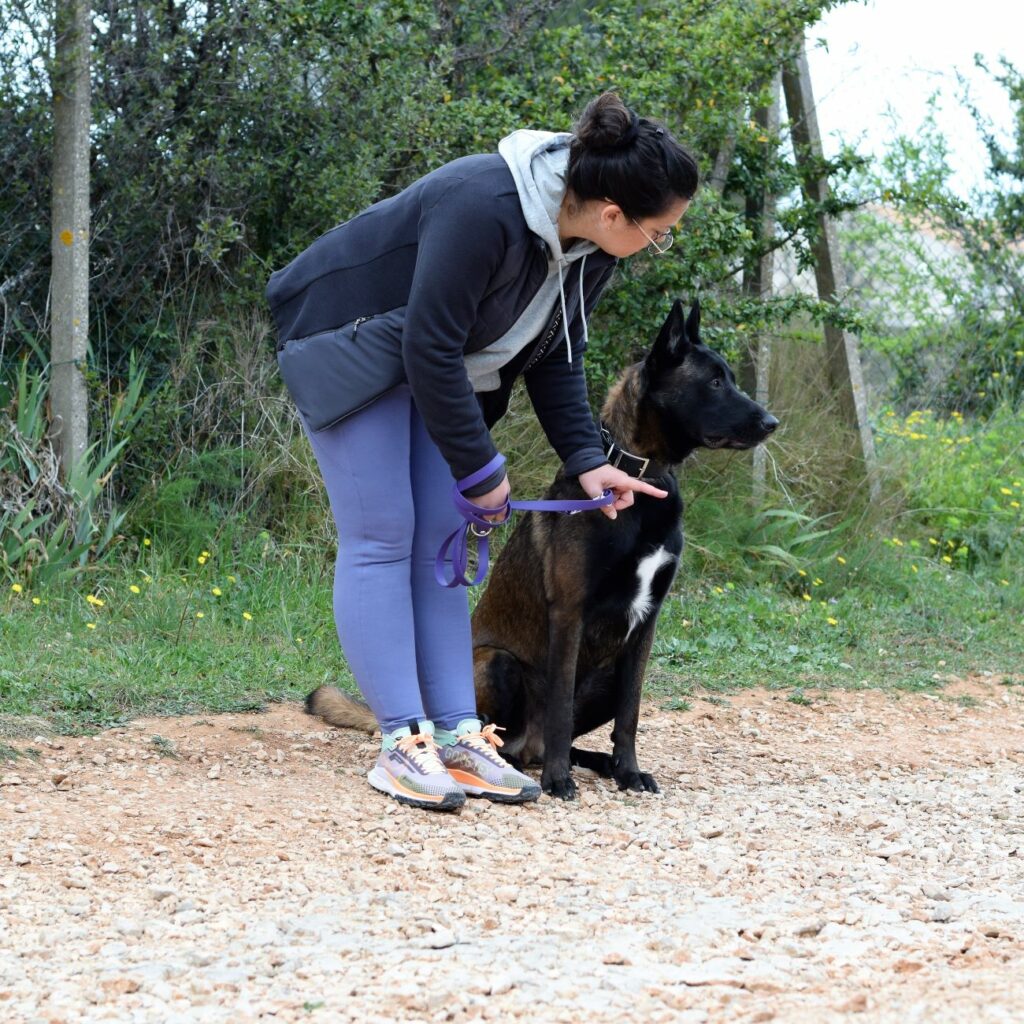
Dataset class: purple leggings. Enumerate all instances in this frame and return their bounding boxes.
[300,385,478,733]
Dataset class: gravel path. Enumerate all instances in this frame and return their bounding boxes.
[2,677,1023,1023]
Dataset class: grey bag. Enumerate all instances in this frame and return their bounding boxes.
[276,307,407,431]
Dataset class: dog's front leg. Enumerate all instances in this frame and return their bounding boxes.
[610,624,659,793]
[541,608,583,800]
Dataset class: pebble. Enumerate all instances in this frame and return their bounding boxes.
[792,918,826,937]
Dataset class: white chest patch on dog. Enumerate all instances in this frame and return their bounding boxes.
[627,546,677,638]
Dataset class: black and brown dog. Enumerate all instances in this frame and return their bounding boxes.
[471,298,778,799]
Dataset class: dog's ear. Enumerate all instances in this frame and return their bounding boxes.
[685,299,701,345]
[646,299,693,374]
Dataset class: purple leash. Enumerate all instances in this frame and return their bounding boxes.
[435,454,614,588]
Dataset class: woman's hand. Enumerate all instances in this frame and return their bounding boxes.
[472,477,512,523]
[578,464,668,520]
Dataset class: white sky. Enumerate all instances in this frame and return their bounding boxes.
[805,0,1022,193]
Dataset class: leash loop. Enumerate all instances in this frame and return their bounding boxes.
[434,454,614,588]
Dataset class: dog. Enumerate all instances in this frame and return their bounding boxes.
[471,298,778,799]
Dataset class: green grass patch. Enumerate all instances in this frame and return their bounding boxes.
[2,527,1019,737]
[646,555,1021,698]
[0,534,356,734]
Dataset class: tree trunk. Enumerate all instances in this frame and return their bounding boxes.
[50,0,92,480]
[741,74,780,504]
[782,37,880,501]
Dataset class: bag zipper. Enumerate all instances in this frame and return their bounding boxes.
[352,315,374,339]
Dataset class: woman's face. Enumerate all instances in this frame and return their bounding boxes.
[591,196,691,259]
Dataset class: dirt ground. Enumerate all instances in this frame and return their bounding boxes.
[2,676,1023,1024]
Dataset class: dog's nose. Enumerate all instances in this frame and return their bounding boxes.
[760,415,779,434]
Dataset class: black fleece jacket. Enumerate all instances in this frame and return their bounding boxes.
[266,153,616,486]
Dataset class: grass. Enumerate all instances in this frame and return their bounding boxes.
[0,535,354,734]
[2,372,1021,736]
[2,524,1020,738]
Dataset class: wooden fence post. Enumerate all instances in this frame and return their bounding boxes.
[782,38,880,501]
[50,0,92,479]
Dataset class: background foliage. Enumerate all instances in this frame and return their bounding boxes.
[0,0,1020,604]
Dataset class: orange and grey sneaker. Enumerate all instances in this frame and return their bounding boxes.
[367,721,466,812]
[435,719,541,804]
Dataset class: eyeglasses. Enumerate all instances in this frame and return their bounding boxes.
[631,218,674,256]
[603,197,675,256]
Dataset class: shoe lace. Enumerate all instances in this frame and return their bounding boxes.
[395,732,447,774]
[460,723,507,764]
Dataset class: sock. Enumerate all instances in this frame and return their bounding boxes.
[434,718,482,747]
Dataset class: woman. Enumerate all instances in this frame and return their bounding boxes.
[267,92,699,811]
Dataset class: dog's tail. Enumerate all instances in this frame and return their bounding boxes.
[305,685,378,734]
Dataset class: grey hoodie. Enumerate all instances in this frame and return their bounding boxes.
[464,130,598,391]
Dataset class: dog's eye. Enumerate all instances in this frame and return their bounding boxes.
[710,378,722,389]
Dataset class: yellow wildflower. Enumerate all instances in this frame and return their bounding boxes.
[836,556,846,565]
[801,593,811,602]
[10,583,22,593]
[143,538,151,547]
[242,611,253,621]
[211,587,222,597]
[827,617,838,626]
[129,585,141,594]
[1000,487,1013,496]
[86,622,96,629]
[196,611,205,619]
[942,555,953,564]
[32,597,41,605]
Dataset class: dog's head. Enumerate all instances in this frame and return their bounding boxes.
[643,299,779,459]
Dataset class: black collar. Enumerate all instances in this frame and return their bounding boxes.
[600,423,668,480]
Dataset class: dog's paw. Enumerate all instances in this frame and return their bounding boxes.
[541,771,578,801]
[615,770,659,794]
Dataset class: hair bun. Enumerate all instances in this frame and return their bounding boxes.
[574,92,639,151]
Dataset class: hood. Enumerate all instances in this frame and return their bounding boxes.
[497,129,597,267]
[498,129,597,366]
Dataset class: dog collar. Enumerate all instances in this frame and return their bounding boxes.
[600,424,664,480]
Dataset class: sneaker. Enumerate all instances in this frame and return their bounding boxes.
[435,719,541,804]
[367,721,466,812]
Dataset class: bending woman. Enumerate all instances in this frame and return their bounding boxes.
[267,92,699,811]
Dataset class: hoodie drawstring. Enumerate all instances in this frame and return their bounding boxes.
[578,256,589,354]
[556,253,588,366]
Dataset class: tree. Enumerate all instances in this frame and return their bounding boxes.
[49,0,91,477]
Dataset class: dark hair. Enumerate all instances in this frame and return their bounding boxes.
[567,92,699,219]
